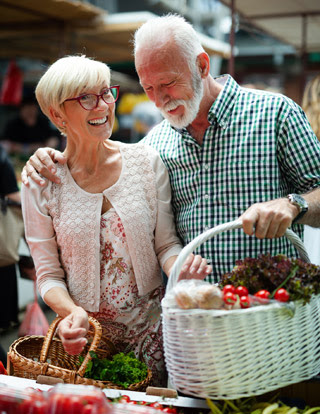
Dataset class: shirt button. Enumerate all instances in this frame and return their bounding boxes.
[204,164,209,170]
[204,194,209,200]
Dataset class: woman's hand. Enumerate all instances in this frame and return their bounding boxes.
[21,147,67,187]
[57,307,89,355]
[178,253,212,281]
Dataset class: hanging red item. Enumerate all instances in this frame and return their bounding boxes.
[18,280,49,337]
[0,60,23,106]
[0,361,7,375]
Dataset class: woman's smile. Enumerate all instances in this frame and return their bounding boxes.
[88,116,108,126]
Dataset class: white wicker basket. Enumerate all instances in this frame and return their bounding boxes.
[162,219,320,399]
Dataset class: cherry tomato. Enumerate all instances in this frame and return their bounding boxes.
[163,407,178,413]
[254,289,270,300]
[65,395,85,413]
[274,288,290,302]
[82,394,106,406]
[223,284,235,294]
[82,404,94,414]
[239,295,250,308]
[235,286,249,297]
[19,391,49,414]
[47,394,65,414]
[223,291,237,305]
[149,401,164,409]
[118,395,131,403]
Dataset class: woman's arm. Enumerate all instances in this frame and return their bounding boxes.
[21,180,89,355]
[44,287,89,355]
[21,180,66,296]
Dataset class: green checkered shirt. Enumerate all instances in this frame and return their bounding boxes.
[142,75,320,282]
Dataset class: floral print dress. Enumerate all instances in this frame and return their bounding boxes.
[88,208,166,386]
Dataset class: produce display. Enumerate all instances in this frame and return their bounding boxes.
[173,254,320,310]
[0,383,179,413]
[1,382,320,414]
[79,351,148,388]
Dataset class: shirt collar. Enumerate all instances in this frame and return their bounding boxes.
[168,74,241,134]
[208,74,241,128]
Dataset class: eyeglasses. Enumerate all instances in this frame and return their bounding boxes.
[64,86,120,110]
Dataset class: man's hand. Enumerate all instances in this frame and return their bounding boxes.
[178,253,212,281]
[57,308,89,355]
[240,198,299,239]
[21,147,67,187]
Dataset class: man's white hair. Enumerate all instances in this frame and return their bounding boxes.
[133,14,205,71]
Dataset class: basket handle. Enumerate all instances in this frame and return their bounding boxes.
[39,315,102,377]
[166,218,310,292]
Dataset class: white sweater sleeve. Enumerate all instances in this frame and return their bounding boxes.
[151,151,183,267]
[21,181,68,300]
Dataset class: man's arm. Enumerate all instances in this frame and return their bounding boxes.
[21,147,67,186]
[241,187,320,238]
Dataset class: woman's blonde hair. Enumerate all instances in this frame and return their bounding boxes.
[302,74,320,140]
[35,55,111,135]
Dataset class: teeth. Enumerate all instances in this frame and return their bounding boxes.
[89,116,107,125]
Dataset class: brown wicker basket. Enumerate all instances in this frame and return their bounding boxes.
[8,316,152,390]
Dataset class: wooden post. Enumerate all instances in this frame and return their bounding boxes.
[228,0,236,78]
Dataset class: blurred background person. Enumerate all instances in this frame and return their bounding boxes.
[302,74,320,265]
[0,96,61,159]
[131,101,163,143]
[0,144,21,335]
[302,74,320,139]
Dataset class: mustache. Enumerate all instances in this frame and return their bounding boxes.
[162,100,185,111]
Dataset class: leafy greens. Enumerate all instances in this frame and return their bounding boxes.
[79,351,148,388]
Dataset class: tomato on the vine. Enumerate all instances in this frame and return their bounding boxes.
[235,286,249,297]
[254,289,270,300]
[223,284,235,295]
[223,291,237,305]
[274,288,290,302]
[239,295,250,308]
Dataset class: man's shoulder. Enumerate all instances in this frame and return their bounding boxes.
[240,86,300,112]
[141,119,177,150]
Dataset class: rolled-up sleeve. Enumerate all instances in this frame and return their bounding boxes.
[151,151,183,267]
[21,181,68,300]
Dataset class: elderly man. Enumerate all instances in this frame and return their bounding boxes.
[22,14,320,282]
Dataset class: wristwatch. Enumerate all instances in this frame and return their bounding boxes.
[287,194,308,224]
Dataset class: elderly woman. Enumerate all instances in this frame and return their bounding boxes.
[21,55,211,386]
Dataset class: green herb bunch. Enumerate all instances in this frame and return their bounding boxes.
[220,254,320,304]
[79,351,148,388]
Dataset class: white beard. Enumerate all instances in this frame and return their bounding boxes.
[160,70,204,129]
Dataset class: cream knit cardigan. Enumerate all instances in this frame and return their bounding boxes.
[21,142,182,312]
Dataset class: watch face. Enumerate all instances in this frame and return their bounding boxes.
[289,194,308,211]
